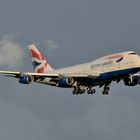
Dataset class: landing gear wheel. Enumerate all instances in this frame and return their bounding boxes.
[72,88,78,95]
[102,91,105,95]
[106,87,110,91]
[102,90,109,95]
[87,89,96,95]
[72,91,76,95]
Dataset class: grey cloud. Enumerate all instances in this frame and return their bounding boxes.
[0,34,24,67]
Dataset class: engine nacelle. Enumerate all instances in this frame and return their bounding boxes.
[19,75,34,84]
[57,77,74,87]
[124,76,140,86]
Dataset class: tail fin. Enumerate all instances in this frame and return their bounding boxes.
[28,44,53,73]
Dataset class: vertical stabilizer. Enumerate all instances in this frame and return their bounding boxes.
[28,44,53,73]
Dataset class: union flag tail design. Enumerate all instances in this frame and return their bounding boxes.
[28,44,53,73]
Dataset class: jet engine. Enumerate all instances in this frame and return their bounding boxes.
[19,75,34,84]
[124,76,140,86]
[57,77,74,87]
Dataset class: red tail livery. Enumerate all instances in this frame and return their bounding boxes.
[28,44,52,73]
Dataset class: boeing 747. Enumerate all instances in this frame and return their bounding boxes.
[0,44,140,95]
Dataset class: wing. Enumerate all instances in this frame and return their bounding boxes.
[0,70,59,78]
[0,70,100,80]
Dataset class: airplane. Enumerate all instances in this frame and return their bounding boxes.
[0,44,140,95]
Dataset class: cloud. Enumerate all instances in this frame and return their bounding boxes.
[45,40,58,51]
[0,34,24,67]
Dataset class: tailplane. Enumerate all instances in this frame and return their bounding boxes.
[28,44,53,73]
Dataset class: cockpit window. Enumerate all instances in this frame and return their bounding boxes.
[129,52,137,55]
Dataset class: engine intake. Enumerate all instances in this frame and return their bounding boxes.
[124,76,140,86]
[57,77,74,87]
[19,75,34,84]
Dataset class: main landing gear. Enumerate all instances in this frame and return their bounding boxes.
[72,87,85,95]
[72,84,111,95]
[102,86,110,95]
[72,86,96,95]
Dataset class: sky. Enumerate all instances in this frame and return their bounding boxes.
[0,0,140,140]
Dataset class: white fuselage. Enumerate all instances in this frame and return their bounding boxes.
[40,51,140,86]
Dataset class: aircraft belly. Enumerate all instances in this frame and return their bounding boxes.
[98,67,140,81]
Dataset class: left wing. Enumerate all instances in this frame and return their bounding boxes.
[0,70,100,80]
[0,71,59,78]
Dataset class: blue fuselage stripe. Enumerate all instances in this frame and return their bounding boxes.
[97,67,140,81]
